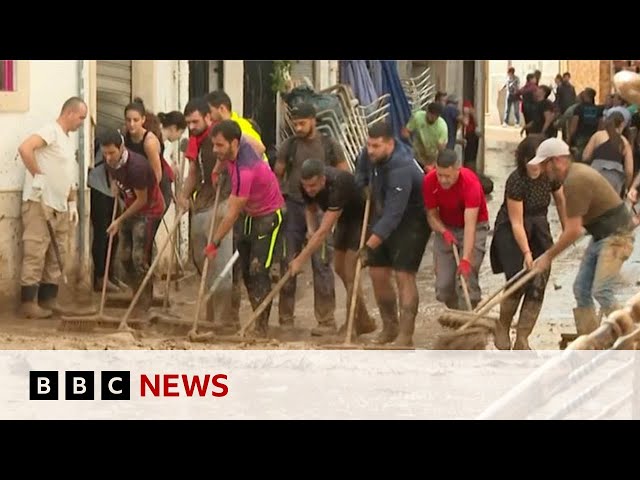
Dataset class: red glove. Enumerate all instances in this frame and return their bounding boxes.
[204,243,218,261]
[443,230,457,246]
[457,258,472,278]
[211,171,219,186]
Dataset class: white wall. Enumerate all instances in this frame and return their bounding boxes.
[0,60,81,309]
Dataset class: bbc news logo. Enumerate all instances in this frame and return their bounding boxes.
[29,371,229,400]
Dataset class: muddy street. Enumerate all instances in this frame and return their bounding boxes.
[1,126,638,351]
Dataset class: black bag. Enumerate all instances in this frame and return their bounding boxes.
[478,172,494,195]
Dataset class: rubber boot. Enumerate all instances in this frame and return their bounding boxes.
[573,306,599,335]
[393,302,418,348]
[20,285,52,319]
[338,289,377,340]
[513,299,543,350]
[494,296,520,350]
[38,283,70,316]
[371,298,399,344]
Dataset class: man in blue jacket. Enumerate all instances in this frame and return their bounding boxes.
[355,122,430,347]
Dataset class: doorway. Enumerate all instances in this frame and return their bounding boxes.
[243,61,277,163]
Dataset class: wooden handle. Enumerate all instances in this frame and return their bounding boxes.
[459,269,538,332]
[473,268,528,313]
[239,271,292,336]
[452,244,473,312]
[192,182,223,332]
[100,196,119,316]
[345,193,371,344]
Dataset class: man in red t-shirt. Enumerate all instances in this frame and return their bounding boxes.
[101,128,165,313]
[423,149,490,309]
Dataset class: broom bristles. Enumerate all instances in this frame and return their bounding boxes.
[434,327,491,350]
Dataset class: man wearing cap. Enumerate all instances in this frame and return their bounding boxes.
[274,102,349,336]
[531,137,635,335]
[423,149,490,310]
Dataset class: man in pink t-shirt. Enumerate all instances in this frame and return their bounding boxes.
[205,120,284,337]
[423,149,490,310]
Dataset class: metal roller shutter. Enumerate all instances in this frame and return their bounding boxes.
[290,60,315,87]
[96,60,132,132]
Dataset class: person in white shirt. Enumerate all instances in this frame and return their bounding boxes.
[18,96,87,318]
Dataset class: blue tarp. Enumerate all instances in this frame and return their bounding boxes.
[367,60,384,97]
[379,60,412,140]
[339,60,378,107]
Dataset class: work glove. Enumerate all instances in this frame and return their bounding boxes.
[357,245,373,268]
[362,185,371,200]
[457,258,472,279]
[204,242,218,261]
[32,174,46,200]
[68,201,79,226]
[442,230,458,246]
[211,170,220,187]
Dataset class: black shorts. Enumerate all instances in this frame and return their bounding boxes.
[334,217,362,252]
[368,212,431,273]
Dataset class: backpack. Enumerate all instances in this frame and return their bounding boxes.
[283,133,340,176]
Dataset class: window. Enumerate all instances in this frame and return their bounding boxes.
[0,60,29,112]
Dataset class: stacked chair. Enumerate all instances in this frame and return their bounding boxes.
[401,66,436,112]
[279,83,391,172]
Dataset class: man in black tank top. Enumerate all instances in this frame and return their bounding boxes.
[288,159,376,339]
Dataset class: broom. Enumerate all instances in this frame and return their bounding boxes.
[435,268,538,349]
[59,196,121,332]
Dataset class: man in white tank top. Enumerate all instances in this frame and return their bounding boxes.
[18,97,87,318]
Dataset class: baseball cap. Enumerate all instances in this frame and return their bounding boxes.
[604,106,631,126]
[290,102,316,119]
[528,137,571,165]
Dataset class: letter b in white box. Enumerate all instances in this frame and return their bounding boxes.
[65,371,95,400]
[29,371,58,400]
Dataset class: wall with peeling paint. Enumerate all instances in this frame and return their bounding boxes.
[0,60,80,312]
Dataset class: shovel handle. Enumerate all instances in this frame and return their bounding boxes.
[239,270,292,336]
[473,267,528,313]
[345,192,371,344]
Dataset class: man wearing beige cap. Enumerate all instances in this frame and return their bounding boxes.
[530,138,635,335]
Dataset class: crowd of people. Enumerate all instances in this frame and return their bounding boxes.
[13,69,640,349]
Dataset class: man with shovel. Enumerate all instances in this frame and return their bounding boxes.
[355,122,430,347]
[18,96,87,318]
[288,158,376,339]
[423,149,490,311]
[204,120,284,338]
[530,137,635,334]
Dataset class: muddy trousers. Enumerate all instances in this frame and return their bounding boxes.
[237,209,283,335]
[573,233,634,317]
[117,215,161,309]
[279,198,336,326]
[20,200,70,304]
[90,188,118,284]
[434,223,489,309]
[497,269,550,350]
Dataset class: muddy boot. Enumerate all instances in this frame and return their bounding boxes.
[513,299,542,350]
[38,283,70,316]
[393,303,418,348]
[573,306,599,335]
[372,298,399,344]
[94,276,120,293]
[311,321,337,337]
[494,296,519,350]
[20,285,52,319]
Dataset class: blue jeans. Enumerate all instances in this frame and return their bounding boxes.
[573,234,634,313]
[504,98,520,124]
